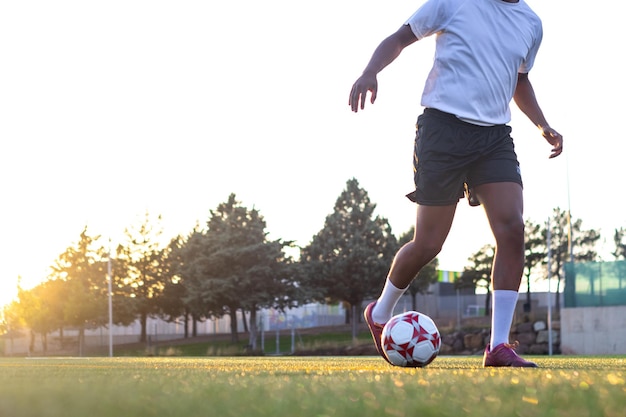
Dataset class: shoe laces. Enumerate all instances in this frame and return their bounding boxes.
[502,341,520,351]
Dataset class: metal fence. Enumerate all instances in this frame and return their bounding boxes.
[2,286,562,355]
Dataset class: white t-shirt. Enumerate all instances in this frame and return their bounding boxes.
[405,0,543,125]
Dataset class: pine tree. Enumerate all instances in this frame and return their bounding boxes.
[300,178,398,339]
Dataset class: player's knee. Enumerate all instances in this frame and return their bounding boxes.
[407,238,442,262]
[492,216,524,246]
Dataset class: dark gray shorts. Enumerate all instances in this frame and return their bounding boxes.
[406,108,523,206]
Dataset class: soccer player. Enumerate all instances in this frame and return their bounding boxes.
[350,0,563,367]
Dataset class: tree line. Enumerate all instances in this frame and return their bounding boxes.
[2,178,625,354]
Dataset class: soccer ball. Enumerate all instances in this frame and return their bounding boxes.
[381,311,441,367]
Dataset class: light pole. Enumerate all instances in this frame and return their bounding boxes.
[566,151,574,263]
[107,241,113,357]
[546,218,553,356]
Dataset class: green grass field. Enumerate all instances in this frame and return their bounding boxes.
[1,356,624,417]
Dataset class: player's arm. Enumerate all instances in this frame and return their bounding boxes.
[514,72,563,158]
[349,24,418,112]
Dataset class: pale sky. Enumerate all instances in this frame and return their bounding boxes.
[1,1,624,309]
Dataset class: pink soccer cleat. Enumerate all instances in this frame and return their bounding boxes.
[364,301,390,364]
[483,342,538,367]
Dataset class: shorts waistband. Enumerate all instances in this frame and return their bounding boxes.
[421,108,472,127]
[423,107,457,119]
[422,108,503,127]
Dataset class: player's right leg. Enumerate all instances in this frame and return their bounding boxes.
[365,203,456,361]
[384,203,456,295]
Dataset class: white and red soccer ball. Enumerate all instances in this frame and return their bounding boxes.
[381,311,441,367]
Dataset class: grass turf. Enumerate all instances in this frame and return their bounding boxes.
[0,356,624,417]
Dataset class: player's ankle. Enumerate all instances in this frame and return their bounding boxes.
[371,305,388,324]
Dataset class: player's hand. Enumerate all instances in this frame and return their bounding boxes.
[540,126,563,158]
[349,72,378,112]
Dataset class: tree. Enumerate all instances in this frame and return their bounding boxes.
[457,244,495,315]
[299,178,398,340]
[397,226,439,311]
[236,238,297,350]
[116,213,171,343]
[545,207,600,311]
[182,194,297,345]
[15,280,61,354]
[169,229,214,338]
[48,226,135,354]
[49,227,109,354]
[523,219,545,312]
[613,227,626,260]
[1,300,24,355]
[157,235,193,338]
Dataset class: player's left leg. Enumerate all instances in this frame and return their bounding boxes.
[475,181,537,367]
[475,181,525,292]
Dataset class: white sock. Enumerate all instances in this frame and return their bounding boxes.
[372,279,407,324]
[490,290,519,350]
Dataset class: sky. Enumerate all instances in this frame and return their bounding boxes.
[1,0,624,309]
